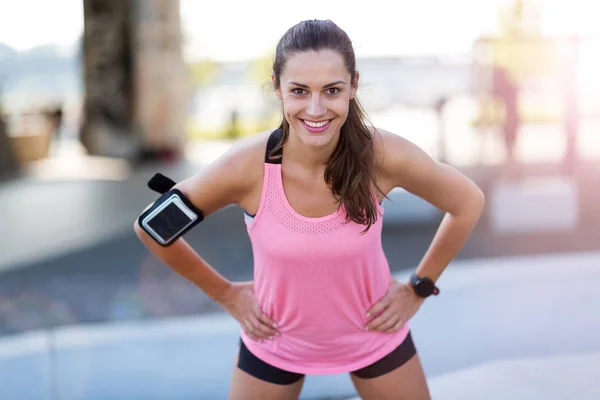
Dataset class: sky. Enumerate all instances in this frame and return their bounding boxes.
[0,0,84,52]
[0,0,598,61]
[179,0,505,61]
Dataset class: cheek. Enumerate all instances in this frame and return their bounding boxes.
[331,101,350,119]
[282,98,303,117]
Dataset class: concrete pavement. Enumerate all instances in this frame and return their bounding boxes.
[1,251,599,399]
[427,353,600,400]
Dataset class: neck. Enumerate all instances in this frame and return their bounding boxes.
[284,129,339,174]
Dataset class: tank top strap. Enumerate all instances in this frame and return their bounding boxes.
[245,128,283,226]
[265,128,283,164]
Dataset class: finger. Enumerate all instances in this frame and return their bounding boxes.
[365,297,390,319]
[365,308,396,331]
[241,321,255,340]
[252,316,278,339]
[256,313,280,337]
[242,320,261,342]
[256,311,279,330]
[384,319,405,333]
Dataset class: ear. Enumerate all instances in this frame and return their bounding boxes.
[350,71,359,100]
[272,74,282,100]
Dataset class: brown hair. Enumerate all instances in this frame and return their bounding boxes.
[270,19,384,231]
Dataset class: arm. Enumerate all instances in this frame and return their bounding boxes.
[133,134,263,299]
[376,129,485,282]
[364,129,485,332]
[378,130,485,281]
[133,134,279,340]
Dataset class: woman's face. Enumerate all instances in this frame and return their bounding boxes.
[275,50,358,149]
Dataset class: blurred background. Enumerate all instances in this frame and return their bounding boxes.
[1,0,599,399]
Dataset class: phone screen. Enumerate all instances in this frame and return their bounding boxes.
[147,202,194,242]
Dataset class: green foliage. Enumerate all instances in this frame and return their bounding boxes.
[248,47,276,84]
[185,112,281,140]
[189,59,221,86]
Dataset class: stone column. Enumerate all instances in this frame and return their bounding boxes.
[131,0,187,158]
[80,0,187,160]
[80,0,138,159]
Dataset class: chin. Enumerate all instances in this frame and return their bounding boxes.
[301,132,336,147]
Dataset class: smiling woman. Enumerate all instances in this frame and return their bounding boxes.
[269,23,382,229]
[135,18,485,400]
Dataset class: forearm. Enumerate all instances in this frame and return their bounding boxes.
[415,196,484,282]
[134,223,231,301]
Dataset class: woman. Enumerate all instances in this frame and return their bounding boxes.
[134,19,484,400]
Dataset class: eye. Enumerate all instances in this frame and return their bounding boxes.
[291,88,307,96]
[326,87,340,95]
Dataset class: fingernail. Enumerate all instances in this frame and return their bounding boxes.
[269,336,273,340]
[272,323,278,328]
[365,327,370,331]
[365,313,371,318]
[275,332,280,336]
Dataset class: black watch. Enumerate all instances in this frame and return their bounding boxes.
[409,272,440,298]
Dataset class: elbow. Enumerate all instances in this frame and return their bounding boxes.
[453,185,485,219]
[471,186,486,217]
[133,219,156,251]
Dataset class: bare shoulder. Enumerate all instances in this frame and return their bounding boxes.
[174,130,273,216]
[370,126,424,178]
[219,130,271,178]
[369,126,484,214]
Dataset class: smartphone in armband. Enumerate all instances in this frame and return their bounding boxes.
[139,189,203,246]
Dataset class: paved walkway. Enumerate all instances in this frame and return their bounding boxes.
[426,352,600,400]
[347,251,600,400]
[1,251,599,399]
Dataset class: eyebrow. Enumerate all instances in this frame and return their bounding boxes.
[288,80,346,89]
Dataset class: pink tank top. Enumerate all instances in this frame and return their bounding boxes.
[241,129,410,374]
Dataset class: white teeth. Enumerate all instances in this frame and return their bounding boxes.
[304,120,329,128]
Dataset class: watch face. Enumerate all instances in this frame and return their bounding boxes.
[415,279,434,297]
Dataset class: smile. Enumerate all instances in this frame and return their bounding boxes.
[303,119,330,128]
[300,119,332,133]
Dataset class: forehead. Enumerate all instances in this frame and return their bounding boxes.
[281,50,350,86]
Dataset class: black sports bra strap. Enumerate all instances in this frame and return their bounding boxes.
[265,128,283,164]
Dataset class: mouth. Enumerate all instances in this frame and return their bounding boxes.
[300,119,332,133]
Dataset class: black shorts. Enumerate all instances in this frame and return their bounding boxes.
[237,331,417,385]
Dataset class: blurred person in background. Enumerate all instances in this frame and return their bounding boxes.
[43,104,64,134]
[135,19,484,400]
[0,96,19,177]
[492,65,521,176]
[43,103,64,151]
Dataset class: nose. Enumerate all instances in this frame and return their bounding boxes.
[306,93,326,118]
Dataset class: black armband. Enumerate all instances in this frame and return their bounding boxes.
[138,173,204,246]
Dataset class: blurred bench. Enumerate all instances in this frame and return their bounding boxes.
[489,176,579,233]
[4,107,62,164]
